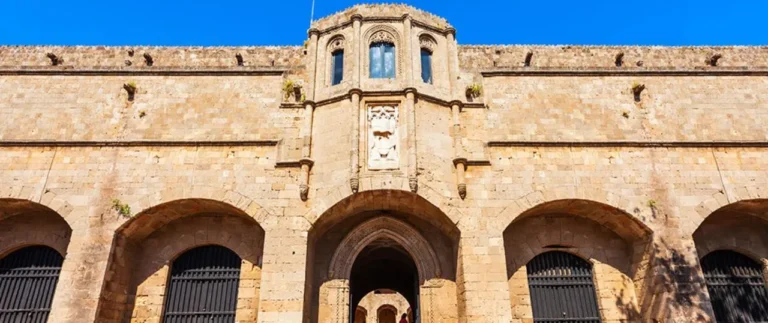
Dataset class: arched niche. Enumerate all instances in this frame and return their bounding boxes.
[94,198,265,323]
[303,190,459,323]
[502,199,653,323]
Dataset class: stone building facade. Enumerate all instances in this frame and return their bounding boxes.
[0,4,767,323]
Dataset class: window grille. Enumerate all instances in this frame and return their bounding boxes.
[162,245,242,323]
[332,50,344,85]
[527,251,601,323]
[0,246,63,323]
[370,42,395,79]
[702,250,768,322]
[420,48,432,84]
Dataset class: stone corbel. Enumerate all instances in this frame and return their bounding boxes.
[299,158,314,201]
[453,158,468,199]
[349,88,363,193]
[405,88,418,193]
[300,100,316,201]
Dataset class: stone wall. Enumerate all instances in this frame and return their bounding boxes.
[1,4,767,323]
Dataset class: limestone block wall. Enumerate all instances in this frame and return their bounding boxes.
[0,5,767,323]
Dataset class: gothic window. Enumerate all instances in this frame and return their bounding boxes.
[162,245,241,323]
[701,250,768,322]
[0,246,63,323]
[332,50,344,85]
[527,251,601,323]
[370,42,395,79]
[420,48,433,84]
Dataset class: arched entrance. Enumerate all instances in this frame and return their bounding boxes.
[693,199,768,322]
[0,199,72,323]
[304,190,459,323]
[502,199,653,322]
[94,198,265,323]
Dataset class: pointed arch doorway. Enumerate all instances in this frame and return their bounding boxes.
[304,190,460,323]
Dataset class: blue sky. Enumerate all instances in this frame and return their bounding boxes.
[1,0,766,46]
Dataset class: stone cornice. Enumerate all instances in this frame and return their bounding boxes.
[481,67,768,77]
[0,67,286,76]
[0,140,280,147]
[487,141,768,148]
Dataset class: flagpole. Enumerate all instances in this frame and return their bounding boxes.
[310,0,316,24]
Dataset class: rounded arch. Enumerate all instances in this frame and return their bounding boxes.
[496,191,652,242]
[691,185,768,235]
[118,196,269,241]
[693,198,768,268]
[96,197,266,323]
[377,304,398,323]
[329,217,440,282]
[502,197,651,323]
[0,198,72,261]
[0,192,75,227]
[120,186,275,233]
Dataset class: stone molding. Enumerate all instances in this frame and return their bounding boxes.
[328,216,440,282]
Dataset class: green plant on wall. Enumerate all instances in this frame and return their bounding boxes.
[283,80,302,101]
[112,199,131,217]
[465,83,482,98]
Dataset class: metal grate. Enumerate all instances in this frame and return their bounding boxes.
[0,246,64,323]
[162,245,242,323]
[701,250,768,323]
[527,251,602,323]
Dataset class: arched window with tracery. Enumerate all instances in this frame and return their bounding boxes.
[162,245,242,323]
[0,246,63,323]
[526,251,601,323]
[369,31,396,79]
[701,250,768,322]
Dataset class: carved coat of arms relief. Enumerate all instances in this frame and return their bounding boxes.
[367,105,399,170]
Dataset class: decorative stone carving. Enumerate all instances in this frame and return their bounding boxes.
[368,106,399,170]
[419,35,436,52]
[328,36,345,52]
[370,30,395,44]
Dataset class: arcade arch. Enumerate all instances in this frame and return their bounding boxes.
[502,199,653,322]
[94,198,265,323]
[693,199,768,322]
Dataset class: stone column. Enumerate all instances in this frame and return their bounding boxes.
[307,29,320,100]
[450,101,466,199]
[299,100,316,201]
[446,28,459,99]
[257,219,312,323]
[457,233,514,323]
[402,15,413,85]
[638,236,715,322]
[349,89,362,193]
[48,227,112,323]
[351,14,362,87]
[405,88,418,192]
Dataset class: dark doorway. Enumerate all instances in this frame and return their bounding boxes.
[350,240,419,323]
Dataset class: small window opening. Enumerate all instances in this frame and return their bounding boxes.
[331,50,344,85]
[420,48,433,84]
